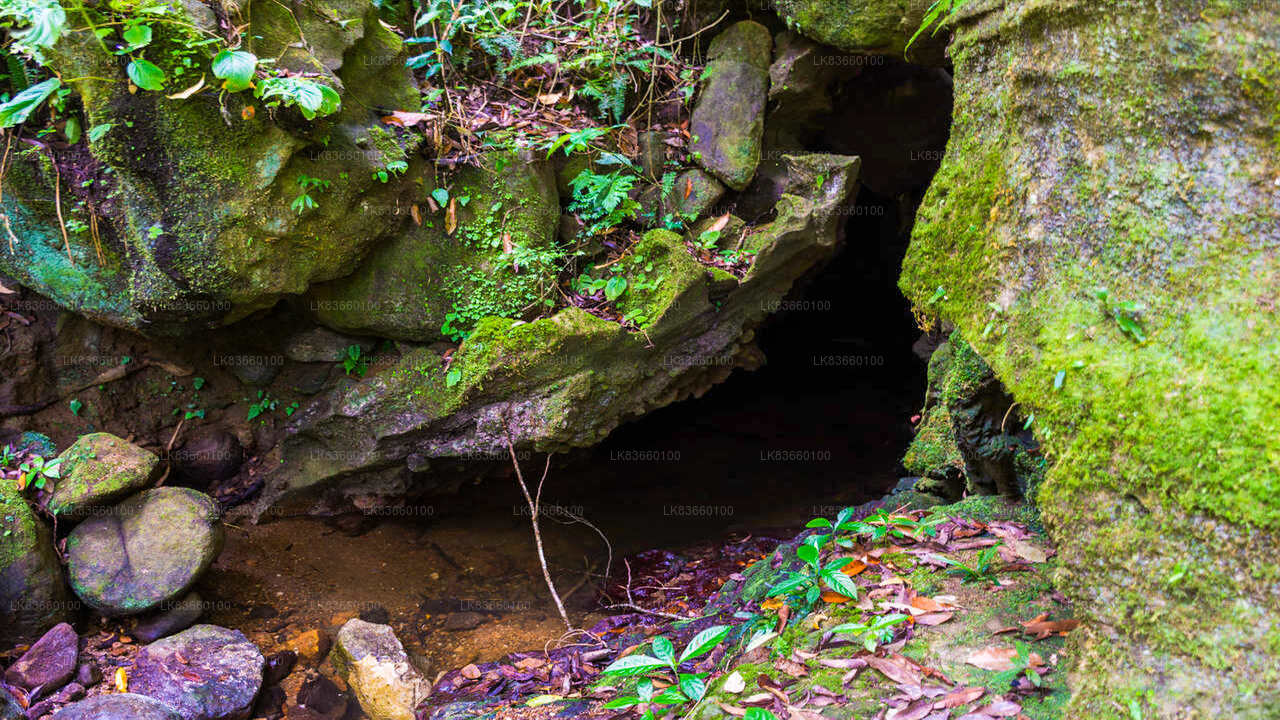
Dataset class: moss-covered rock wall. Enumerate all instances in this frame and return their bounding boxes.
[899,0,1280,715]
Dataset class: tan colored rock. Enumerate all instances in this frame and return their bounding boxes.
[330,619,429,720]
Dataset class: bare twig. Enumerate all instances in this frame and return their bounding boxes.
[601,559,692,621]
[506,433,574,632]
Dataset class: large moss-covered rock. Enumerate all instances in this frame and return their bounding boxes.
[67,487,223,616]
[252,153,860,515]
[770,0,949,64]
[0,484,71,647]
[0,0,423,336]
[690,21,772,191]
[899,1,1280,716]
[48,433,159,522]
[307,153,562,341]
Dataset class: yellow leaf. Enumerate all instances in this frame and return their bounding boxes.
[444,198,458,235]
[115,667,128,693]
[166,75,206,100]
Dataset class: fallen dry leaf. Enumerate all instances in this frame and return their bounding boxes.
[166,75,206,100]
[1020,614,1080,639]
[964,647,1043,672]
[887,697,936,720]
[915,612,954,626]
[940,686,986,708]
[773,657,808,678]
[821,590,852,604]
[716,702,747,717]
[410,204,422,226]
[383,111,437,127]
[445,197,458,235]
[865,655,922,686]
[911,595,946,612]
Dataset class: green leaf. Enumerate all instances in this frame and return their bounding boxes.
[193,377,205,390]
[796,543,820,568]
[431,187,450,206]
[604,275,627,301]
[121,23,152,51]
[651,636,674,664]
[677,625,730,664]
[600,654,667,677]
[636,679,654,701]
[211,49,257,92]
[63,116,81,144]
[678,674,706,702]
[446,368,462,387]
[805,518,832,529]
[601,696,642,709]
[745,708,779,720]
[766,573,808,597]
[1053,369,1066,390]
[0,78,61,128]
[127,59,166,91]
[88,123,115,142]
[69,399,83,416]
[651,687,689,705]
[821,569,860,599]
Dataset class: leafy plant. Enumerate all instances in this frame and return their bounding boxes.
[291,174,331,215]
[1094,288,1147,342]
[941,545,1003,584]
[907,0,972,51]
[247,391,278,421]
[342,345,369,377]
[600,625,731,719]
[828,612,910,652]
[543,126,611,158]
[441,305,469,343]
[1,444,15,469]
[0,77,60,128]
[768,534,860,607]
[211,49,257,92]
[256,76,341,120]
[69,398,83,416]
[16,455,60,492]
[848,509,945,544]
[568,168,639,236]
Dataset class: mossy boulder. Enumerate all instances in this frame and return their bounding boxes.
[0,484,71,647]
[66,487,223,616]
[253,153,860,515]
[770,0,949,64]
[307,153,562,341]
[899,0,1280,715]
[690,21,772,191]
[48,433,159,523]
[0,0,423,336]
[904,334,1044,500]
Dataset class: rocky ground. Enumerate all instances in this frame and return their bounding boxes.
[1,421,1075,720]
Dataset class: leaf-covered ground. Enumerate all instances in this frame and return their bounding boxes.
[415,496,1077,720]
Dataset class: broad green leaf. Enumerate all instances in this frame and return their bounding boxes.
[601,697,641,709]
[211,49,257,92]
[600,654,667,677]
[766,574,808,597]
[636,679,653,701]
[805,518,832,529]
[821,569,859,599]
[316,83,341,115]
[604,275,627,301]
[525,695,563,707]
[678,674,706,702]
[677,624,730,664]
[0,78,61,128]
[64,115,81,144]
[745,708,779,720]
[652,687,688,705]
[796,543,819,568]
[651,636,674,664]
[431,188,449,206]
[127,58,166,91]
[121,23,152,51]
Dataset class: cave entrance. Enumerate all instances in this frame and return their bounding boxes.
[207,53,953,677]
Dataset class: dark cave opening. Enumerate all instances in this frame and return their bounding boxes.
[439,55,955,557]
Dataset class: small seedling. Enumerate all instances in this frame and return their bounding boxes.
[600,625,730,718]
[828,612,910,652]
[941,545,1003,584]
[342,345,369,377]
[16,456,61,491]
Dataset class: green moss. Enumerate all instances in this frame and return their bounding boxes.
[899,0,1280,714]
